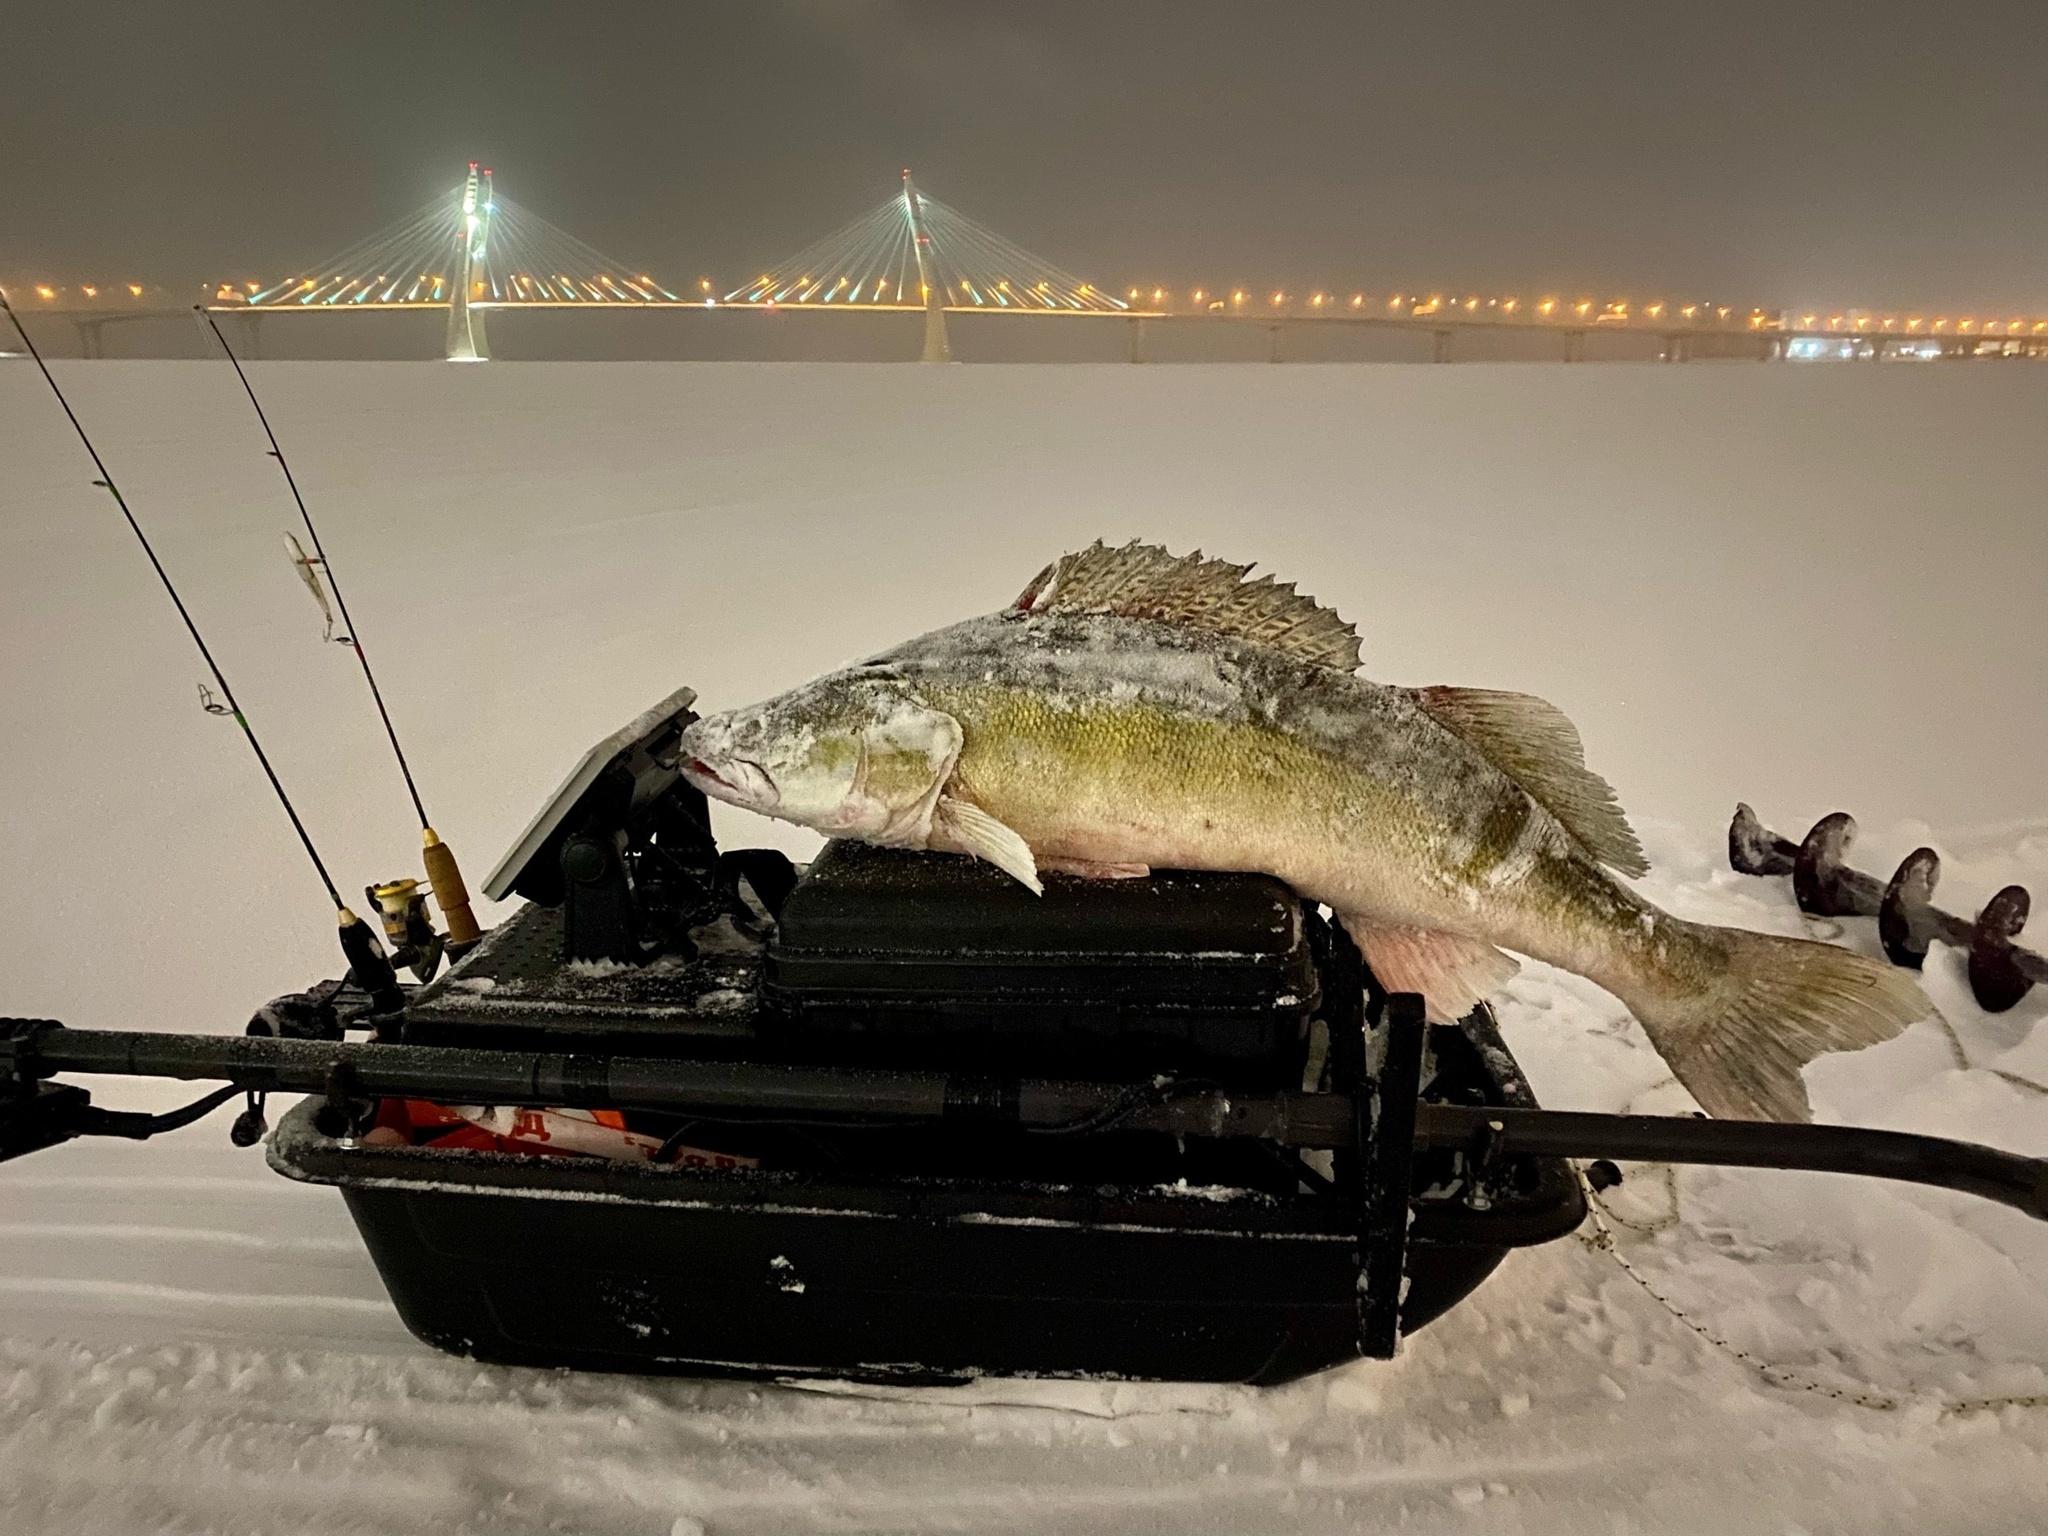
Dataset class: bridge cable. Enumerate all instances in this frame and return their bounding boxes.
[0,289,345,912]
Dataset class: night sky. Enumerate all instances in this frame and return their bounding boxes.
[5,1,2046,313]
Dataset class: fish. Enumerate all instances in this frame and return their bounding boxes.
[679,540,1931,1122]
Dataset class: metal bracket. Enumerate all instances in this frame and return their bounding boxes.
[1357,991,1424,1359]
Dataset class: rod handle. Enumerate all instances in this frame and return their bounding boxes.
[336,908,405,1015]
[421,829,482,951]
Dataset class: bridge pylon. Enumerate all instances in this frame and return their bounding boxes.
[725,173,1125,360]
[236,166,676,353]
[901,171,951,364]
[445,164,495,362]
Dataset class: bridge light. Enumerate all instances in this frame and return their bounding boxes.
[1538,299,1556,315]
[1802,314,1816,327]
[1647,303,1663,318]
[1271,292,1284,305]
[35,285,54,299]
[1153,288,1165,301]
[1907,317,1922,330]
[1232,291,1245,305]
[1193,289,1205,302]
[1350,294,1363,307]
[1716,306,1729,320]
[1311,293,1324,307]
[128,283,143,297]
[81,285,98,298]
[1503,298,1517,312]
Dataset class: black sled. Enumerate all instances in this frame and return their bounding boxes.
[5,688,2043,1385]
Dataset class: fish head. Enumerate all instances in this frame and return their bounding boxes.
[679,672,962,847]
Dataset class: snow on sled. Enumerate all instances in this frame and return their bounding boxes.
[5,686,2045,1387]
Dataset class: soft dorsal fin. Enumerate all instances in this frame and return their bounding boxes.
[1012,540,1361,673]
[1410,685,1649,878]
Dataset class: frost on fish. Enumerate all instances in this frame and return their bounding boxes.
[1014,538,1363,673]
[683,541,1935,1122]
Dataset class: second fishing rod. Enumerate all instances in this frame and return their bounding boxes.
[195,307,482,960]
[0,288,408,1014]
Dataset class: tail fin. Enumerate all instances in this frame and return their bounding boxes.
[1623,921,1934,1122]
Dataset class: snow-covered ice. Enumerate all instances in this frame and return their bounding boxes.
[2,360,2045,1533]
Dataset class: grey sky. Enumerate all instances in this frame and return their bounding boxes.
[4,1,2044,312]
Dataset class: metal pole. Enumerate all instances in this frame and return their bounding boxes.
[7,1020,2045,1219]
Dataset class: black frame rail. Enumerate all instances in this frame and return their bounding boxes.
[4,1013,2043,1222]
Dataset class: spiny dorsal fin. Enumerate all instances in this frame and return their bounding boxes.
[1012,540,1361,673]
[1410,685,1649,878]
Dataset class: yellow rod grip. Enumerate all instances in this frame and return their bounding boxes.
[421,827,482,948]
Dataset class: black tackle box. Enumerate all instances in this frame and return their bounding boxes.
[762,840,1321,1083]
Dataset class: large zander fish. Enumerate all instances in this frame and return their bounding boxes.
[680,541,1928,1121]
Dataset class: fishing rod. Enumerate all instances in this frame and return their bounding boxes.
[0,289,404,1007]
[194,307,480,955]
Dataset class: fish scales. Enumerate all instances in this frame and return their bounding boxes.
[880,611,1618,958]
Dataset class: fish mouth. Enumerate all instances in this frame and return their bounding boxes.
[684,755,779,810]
[686,757,733,791]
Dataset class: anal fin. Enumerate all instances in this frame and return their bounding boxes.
[1340,918,1521,1024]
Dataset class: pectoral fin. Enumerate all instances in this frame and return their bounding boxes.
[1340,918,1520,1024]
[933,796,1043,894]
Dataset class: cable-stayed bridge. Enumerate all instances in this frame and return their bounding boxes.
[722,171,1127,362]
[14,164,2047,362]
[235,163,681,361]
